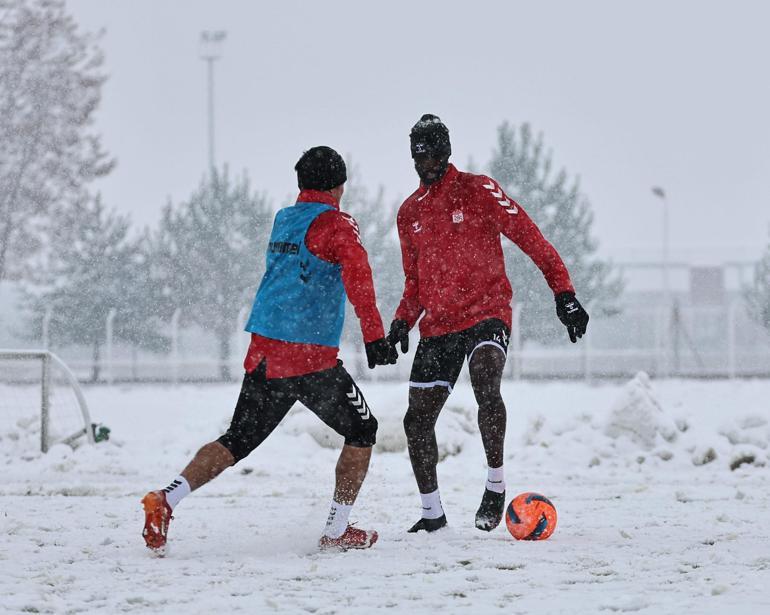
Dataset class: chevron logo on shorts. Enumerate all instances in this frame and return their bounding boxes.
[347,386,370,420]
[482,180,518,215]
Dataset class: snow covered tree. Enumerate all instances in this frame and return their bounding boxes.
[20,195,158,382]
[338,163,401,348]
[149,167,272,381]
[0,0,113,282]
[746,238,770,332]
[488,122,622,343]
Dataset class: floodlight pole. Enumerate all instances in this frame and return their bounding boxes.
[651,186,669,305]
[652,186,672,375]
[200,31,227,174]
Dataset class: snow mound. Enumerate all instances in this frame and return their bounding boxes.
[517,373,770,472]
[0,414,44,461]
[604,371,678,450]
[281,402,476,459]
[281,406,345,449]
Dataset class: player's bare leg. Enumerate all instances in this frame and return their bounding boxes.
[180,441,235,489]
[333,443,371,504]
[469,346,508,531]
[320,444,378,550]
[403,385,450,532]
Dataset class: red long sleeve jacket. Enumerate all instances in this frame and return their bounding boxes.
[244,190,385,378]
[395,164,574,338]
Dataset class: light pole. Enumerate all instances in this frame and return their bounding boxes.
[199,30,227,173]
[651,186,669,305]
[652,186,668,375]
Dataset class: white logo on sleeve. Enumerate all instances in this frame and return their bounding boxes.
[412,220,422,233]
[482,180,518,215]
[343,216,363,245]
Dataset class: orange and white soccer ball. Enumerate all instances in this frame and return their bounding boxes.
[505,492,558,540]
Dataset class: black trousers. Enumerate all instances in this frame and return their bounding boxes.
[218,361,378,462]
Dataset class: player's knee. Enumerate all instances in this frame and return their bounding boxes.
[403,409,427,440]
[477,394,506,420]
[216,433,255,464]
[478,389,504,407]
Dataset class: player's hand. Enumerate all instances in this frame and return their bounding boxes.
[365,337,398,369]
[555,292,589,343]
[387,319,410,354]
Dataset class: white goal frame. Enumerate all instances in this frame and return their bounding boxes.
[0,349,95,452]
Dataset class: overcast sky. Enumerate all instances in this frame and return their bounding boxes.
[68,0,770,267]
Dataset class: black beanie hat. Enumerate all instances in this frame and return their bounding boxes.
[410,114,451,159]
[295,146,347,191]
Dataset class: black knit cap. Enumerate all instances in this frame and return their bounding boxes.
[295,146,347,191]
[410,114,451,159]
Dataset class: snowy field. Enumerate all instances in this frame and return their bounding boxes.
[2,373,770,614]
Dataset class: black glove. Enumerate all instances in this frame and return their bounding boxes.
[387,319,410,354]
[555,292,589,343]
[365,337,398,369]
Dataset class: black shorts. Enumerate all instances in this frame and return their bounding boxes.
[409,319,510,392]
[218,361,377,462]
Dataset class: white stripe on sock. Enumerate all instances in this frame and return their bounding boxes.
[163,475,191,510]
[486,466,505,494]
[420,489,444,520]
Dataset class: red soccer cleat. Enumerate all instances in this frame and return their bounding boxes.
[319,525,378,551]
[141,490,173,555]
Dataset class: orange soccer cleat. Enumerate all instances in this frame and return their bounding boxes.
[141,490,173,555]
[319,525,378,551]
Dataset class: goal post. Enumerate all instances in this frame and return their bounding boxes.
[0,349,95,452]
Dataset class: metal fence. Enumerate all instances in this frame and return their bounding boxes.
[10,297,769,384]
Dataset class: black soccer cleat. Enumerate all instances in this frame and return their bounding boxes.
[408,514,448,533]
[475,488,505,531]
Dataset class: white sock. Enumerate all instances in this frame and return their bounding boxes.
[162,475,191,510]
[420,489,444,519]
[486,466,505,494]
[323,501,353,538]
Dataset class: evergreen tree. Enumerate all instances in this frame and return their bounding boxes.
[0,0,113,281]
[746,237,770,332]
[20,195,158,382]
[150,167,272,381]
[338,163,401,350]
[488,122,622,343]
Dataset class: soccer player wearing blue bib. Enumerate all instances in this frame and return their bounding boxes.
[141,147,396,554]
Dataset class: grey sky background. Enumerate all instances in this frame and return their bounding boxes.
[69,0,770,267]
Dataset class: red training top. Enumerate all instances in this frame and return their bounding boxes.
[244,190,385,378]
[395,164,574,338]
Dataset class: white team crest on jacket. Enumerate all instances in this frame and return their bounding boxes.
[482,180,518,215]
[452,210,464,223]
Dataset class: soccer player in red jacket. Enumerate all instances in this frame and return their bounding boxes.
[388,115,589,533]
[142,147,396,554]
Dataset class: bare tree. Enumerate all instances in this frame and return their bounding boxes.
[0,0,113,281]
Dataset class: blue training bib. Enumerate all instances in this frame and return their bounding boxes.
[245,202,346,347]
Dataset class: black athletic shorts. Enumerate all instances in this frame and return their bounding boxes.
[218,360,377,462]
[409,318,510,392]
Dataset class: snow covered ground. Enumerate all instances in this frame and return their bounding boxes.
[2,374,770,614]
